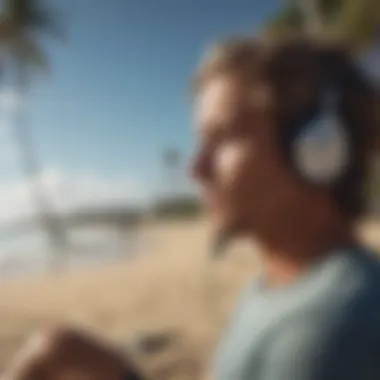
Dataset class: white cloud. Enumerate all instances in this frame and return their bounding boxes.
[0,167,150,225]
[0,89,20,111]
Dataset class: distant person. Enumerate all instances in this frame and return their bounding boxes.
[3,37,380,380]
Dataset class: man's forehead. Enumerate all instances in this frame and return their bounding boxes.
[195,77,272,129]
[195,77,246,128]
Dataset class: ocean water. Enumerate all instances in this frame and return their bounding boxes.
[0,226,144,280]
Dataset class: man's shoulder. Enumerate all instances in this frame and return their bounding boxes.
[233,246,380,328]
[333,247,380,316]
[305,247,380,332]
[268,248,380,378]
[264,307,380,380]
[215,248,380,380]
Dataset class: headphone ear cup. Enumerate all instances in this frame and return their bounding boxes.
[292,110,350,186]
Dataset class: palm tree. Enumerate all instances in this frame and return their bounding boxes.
[162,148,181,200]
[265,0,380,51]
[0,0,68,269]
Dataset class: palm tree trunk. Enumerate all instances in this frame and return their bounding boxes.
[13,57,68,271]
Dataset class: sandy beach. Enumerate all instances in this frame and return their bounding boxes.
[0,217,379,379]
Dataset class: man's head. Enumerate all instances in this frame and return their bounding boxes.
[191,37,378,243]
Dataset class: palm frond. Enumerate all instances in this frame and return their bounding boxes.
[265,4,304,36]
[2,0,64,40]
[27,6,65,41]
[14,35,49,75]
[319,0,344,22]
[338,0,377,49]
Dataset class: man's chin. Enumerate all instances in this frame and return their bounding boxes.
[208,215,250,258]
[210,213,248,242]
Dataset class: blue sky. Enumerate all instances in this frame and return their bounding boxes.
[0,0,281,221]
[33,0,280,174]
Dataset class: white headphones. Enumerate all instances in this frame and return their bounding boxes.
[291,48,380,187]
[292,88,350,186]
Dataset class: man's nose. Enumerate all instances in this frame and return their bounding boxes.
[189,150,213,183]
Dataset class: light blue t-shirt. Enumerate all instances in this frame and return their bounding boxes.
[214,246,380,380]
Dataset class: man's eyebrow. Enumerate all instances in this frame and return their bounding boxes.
[200,122,228,137]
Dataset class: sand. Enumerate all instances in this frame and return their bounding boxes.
[0,217,378,380]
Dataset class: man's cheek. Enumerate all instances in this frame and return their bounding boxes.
[214,142,250,185]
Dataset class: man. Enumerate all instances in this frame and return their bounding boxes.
[192,37,380,380]
[3,36,380,380]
